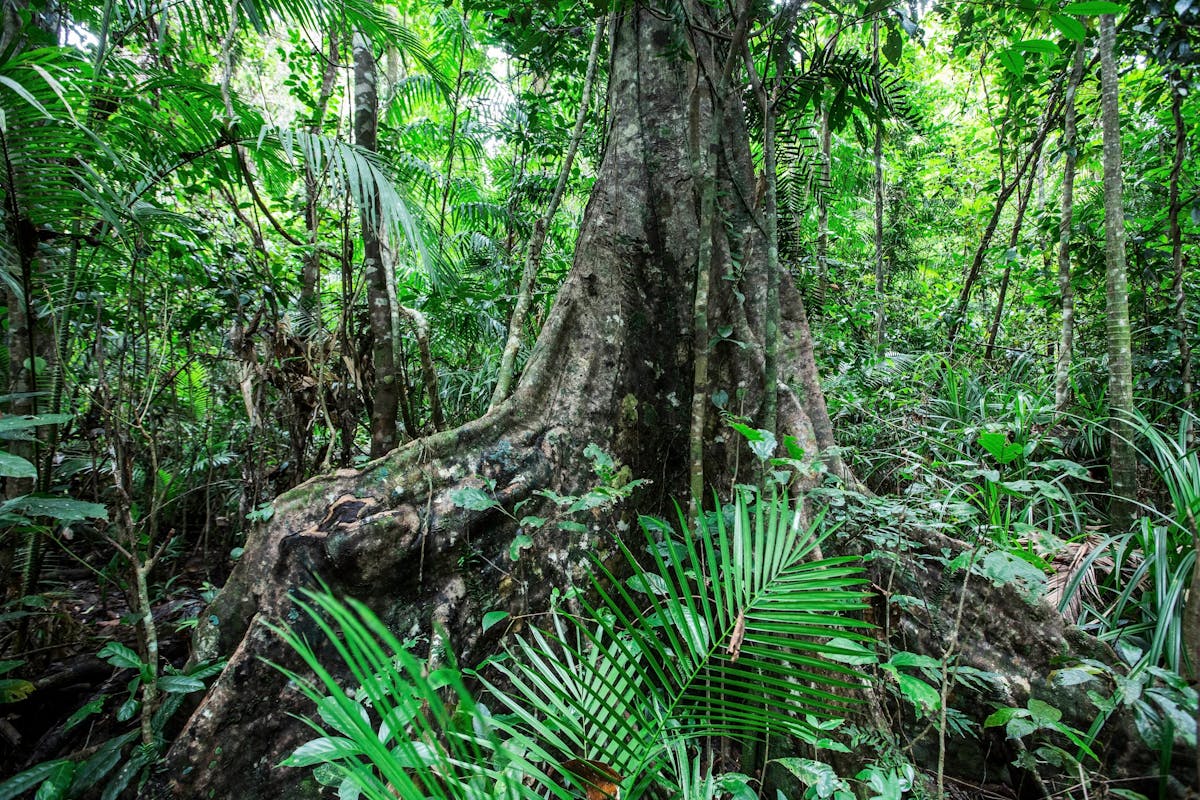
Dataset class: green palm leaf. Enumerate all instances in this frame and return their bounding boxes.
[482,492,872,792]
[268,591,569,800]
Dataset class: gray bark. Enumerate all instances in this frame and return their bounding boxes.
[1099,14,1137,528]
[1055,41,1086,413]
[355,31,400,458]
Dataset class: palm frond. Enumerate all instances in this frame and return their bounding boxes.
[482,492,872,791]
[1047,534,1113,624]
[266,125,440,287]
[268,590,566,800]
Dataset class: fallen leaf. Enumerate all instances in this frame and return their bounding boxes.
[726,609,746,662]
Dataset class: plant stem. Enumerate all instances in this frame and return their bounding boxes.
[490,16,606,409]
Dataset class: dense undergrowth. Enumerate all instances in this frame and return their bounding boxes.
[1,0,1198,797]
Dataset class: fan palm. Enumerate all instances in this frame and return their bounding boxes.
[274,491,872,800]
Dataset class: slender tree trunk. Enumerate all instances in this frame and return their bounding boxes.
[746,35,781,441]
[816,106,831,311]
[1167,79,1199,775]
[1167,82,1192,443]
[687,45,718,525]
[946,86,1062,347]
[984,139,1043,360]
[436,11,469,259]
[0,0,56,601]
[871,19,886,352]
[400,305,444,431]
[355,32,399,457]
[490,17,605,409]
[1099,13,1136,528]
[300,30,339,311]
[1056,41,1086,413]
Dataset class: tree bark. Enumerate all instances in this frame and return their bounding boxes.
[151,7,1177,798]
[984,137,1042,360]
[871,19,886,352]
[490,17,605,410]
[355,31,400,458]
[1167,81,1191,444]
[1055,40,1085,413]
[946,86,1061,348]
[815,106,831,311]
[1099,13,1136,529]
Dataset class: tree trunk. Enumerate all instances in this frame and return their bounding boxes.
[1167,81,1192,443]
[1,0,58,602]
[355,31,400,458]
[946,86,1061,348]
[1099,13,1136,529]
[152,7,1176,798]
[984,138,1042,360]
[490,17,605,410]
[816,106,831,311]
[1055,40,1085,413]
[299,29,339,312]
[871,19,886,353]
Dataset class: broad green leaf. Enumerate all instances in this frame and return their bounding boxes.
[0,495,107,521]
[1035,458,1094,480]
[718,773,757,800]
[1017,38,1060,54]
[893,673,940,715]
[774,758,843,799]
[482,611,510,632]
[68,732,136,795]
[0,452,36,478]
[100,747,151,800]
[980,551,1046,596]
[115,696,138,722]
[282,737,362,767]
[0,678,34,703]
[64,696,107,730]
[858,764,914,800]
[1062,1,1127,14]
[337,776,361,800]
[783,435,805,460]
[158,675,206,693]
[1051,14,1086,40]
[977,431,1022,464]
[0,760,72,800]
[627,572,669,596]
[1027,698,1062,724]
[568,490,614,513]
[998,49,1026,75]
[33,761,74,800]
[984,706,1025,727]
[887,651,941,670]
[0,660,22,676]
[1051,667,1096,687]
[97,642,141,670]
[508,533,533,560]
[1006,716,1039,739]
[728,421,765,442]
[883,26,903,65]
[449,486,498,511]
[824,636,878,666]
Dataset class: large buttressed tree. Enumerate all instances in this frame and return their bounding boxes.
[156,3,1175,797]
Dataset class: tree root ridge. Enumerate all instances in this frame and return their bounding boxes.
[850,520,1194,797]
[159,417,569,799]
